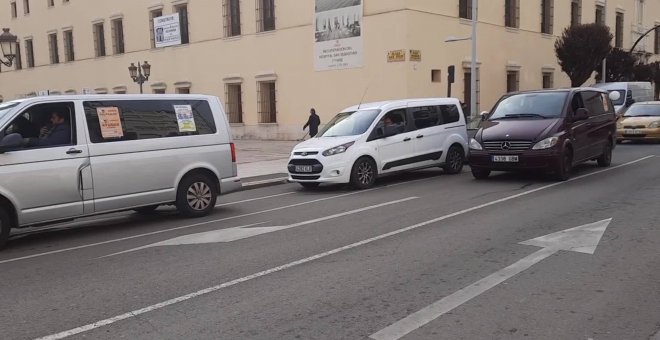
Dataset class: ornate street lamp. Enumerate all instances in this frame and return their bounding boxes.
[0,28,18,67]
[128,61,151,94]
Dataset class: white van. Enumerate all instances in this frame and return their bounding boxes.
[591,82,654,114]
[287,98,469,189]
[0,94,241,248]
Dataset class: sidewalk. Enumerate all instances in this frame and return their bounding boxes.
[234,140,299,188]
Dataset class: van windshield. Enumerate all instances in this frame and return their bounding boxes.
[489,92,568,120]
[318,109,381,137]
[606,90,626,105]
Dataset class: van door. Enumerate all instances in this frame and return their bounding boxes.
[370,109,417,173]
[407,103,456,168]
[568,92,591,162]
[582,91,614,157]
[0,101,88,226]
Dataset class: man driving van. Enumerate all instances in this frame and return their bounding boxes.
[25,112,71,147]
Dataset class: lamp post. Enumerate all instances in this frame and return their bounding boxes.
[630,24,660,54]
[445,0,478,117]
[128,61,151,94]
[0,28,18,67]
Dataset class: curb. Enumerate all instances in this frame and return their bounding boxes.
[240,177,290,191]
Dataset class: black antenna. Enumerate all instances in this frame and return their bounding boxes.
[357,83,369,110]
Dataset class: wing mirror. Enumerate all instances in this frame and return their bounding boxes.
[480,111,489,121]
[573,108,589,122]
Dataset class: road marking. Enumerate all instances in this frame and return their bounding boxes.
[105,197,419,257]
[370,219,612,340]
[33,156,654,340]
[215,192,295,207]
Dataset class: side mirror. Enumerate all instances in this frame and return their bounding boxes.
[0,133,25,153]
[608,91,621,102]
[573,108,589,122]
[480,111,489,121]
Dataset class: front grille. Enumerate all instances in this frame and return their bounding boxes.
[623,125,646,129]
[291,175,321,180]
[288,159,324,174]
[622,133,647,137]
[294,151,319,156]
[288,159,321,165]
[483,141,533,151]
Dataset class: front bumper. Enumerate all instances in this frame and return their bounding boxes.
[617,128,660,140]
[287,154,352,184]
[468,149,562,171]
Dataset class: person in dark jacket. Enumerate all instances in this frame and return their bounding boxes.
[26,112,71,147]
[303,108,321,138]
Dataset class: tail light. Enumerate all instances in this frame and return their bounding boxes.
[230,143,236,163]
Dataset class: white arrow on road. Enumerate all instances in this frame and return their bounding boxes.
[104,197,419,257]
[370,218,613,340]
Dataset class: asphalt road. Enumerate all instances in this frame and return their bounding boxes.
[1,144,660,340]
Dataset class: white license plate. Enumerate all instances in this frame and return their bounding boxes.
[295,165,313,173]
[493,155,519,163]
[624,129,643,135]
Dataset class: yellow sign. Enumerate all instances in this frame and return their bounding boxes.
[410,49,422,62]
[387,50,406,62]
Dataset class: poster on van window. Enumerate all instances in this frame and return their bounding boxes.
[174,105,197,132]
[314,0,363,71]
[96,107,124,138]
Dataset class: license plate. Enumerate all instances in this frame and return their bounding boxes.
[624,129,643,135]
[493,155,519,163]
[295,165,313,173]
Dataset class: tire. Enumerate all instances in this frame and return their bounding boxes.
[597,142,613,167]
[175,173,218,218]
[0,208,12,250]
[443,145,465,175]
[555,147,573,181]
[471,168,490,180]
[350,157,377,190]
[299,182,320,189]
[134,205,159,214]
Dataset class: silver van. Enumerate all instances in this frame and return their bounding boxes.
[0,94,241,248]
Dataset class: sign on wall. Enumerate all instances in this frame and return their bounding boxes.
[314,0,363,71]
[387,50,406,63]
[154,14,182,48]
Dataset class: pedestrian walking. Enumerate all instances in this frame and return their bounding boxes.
[303,108,321,138]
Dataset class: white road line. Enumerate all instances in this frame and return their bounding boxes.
[33,155,655,340]
[215,192,295,207]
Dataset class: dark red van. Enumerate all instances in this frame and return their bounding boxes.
[468,88,618,181]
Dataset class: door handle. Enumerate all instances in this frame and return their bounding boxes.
[416,135,424,139]
[403,138,412,142]
[66,148,83,154]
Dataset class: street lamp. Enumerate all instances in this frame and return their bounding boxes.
[0,28,18,67]
[128,61,151,94]
[445,0,478,117]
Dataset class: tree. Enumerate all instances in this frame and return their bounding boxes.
[555,24,613,87]
[594,48,638,82]
[632,62,654,82]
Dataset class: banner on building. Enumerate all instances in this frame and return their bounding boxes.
[314,0,363,71]
[154,14,182,48]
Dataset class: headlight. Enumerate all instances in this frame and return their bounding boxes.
[469,138,483,150]
[649,121,660,128]
[322,141,355,156]
[532,137,559,150]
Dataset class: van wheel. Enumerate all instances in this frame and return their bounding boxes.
[134,205,159,214]
[300,182,320,189]
[0,208,12,249]
[471,168,490,180]
[350,157,377,189]
[555,148,573,181]
[176,173,217,218]
[443,145,465,174]
[597,142,613,167]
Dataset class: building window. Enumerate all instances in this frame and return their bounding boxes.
[93,22,106,57]
[48,33,59,64]
[63,30,74,62]
[149,9,163,48]
[615,12,624,48]
[595,4,605,25]
[153,89,166,94]
[10,2,17,18]
[175,4,190,44]
[176,87,190,94]
[459,0,472,20]
[111,18,125,54]
[571,0,581,27]
[431,69,442,83]
[256,0,275,32]
[541,0,554,34]
[463,69,481,115]
[505,0,519,28]
[23,0,30,14]
[15,42,22,70]
[224,0,241,37]
[542,72,554,89]
[226,83,243,123]
[48,0,54,7]
[636,0,644,25]
[25,39,34,68]
[257,81,277,123]
[655,25,660,54]
[507,71,520,93]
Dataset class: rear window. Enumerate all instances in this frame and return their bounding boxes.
[83,100,216,143]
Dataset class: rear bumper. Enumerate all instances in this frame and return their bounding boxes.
[220,176,242,194]
[468,149,562,171]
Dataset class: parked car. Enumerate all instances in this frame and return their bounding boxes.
[468,88,619,181]
[287,98,469,189]
[616,101,660,142]
[0,94,241,248]
[590,82,654,115]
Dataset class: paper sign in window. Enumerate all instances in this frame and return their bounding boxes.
[174,105,197,132]
[96,107,124,138]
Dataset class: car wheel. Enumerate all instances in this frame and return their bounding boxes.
[555,148,573,181]
[443,145,465,175]
[134,205,160,214]
[597,142,613,167]
[176,173,218,218]
[300,182,320,189]
[0,208,12,249]
[350,157,377,189]
[471,168,490,179]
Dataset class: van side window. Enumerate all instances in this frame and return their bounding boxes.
[571,93,585,113]
[83,100,217,143]
[439,104,461,125]
[2,102,76,149]
[410,106,439,130]
[581,91,606,116]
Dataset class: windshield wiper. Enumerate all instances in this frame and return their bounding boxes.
[624,115,656,117]
[492,113,548,120]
